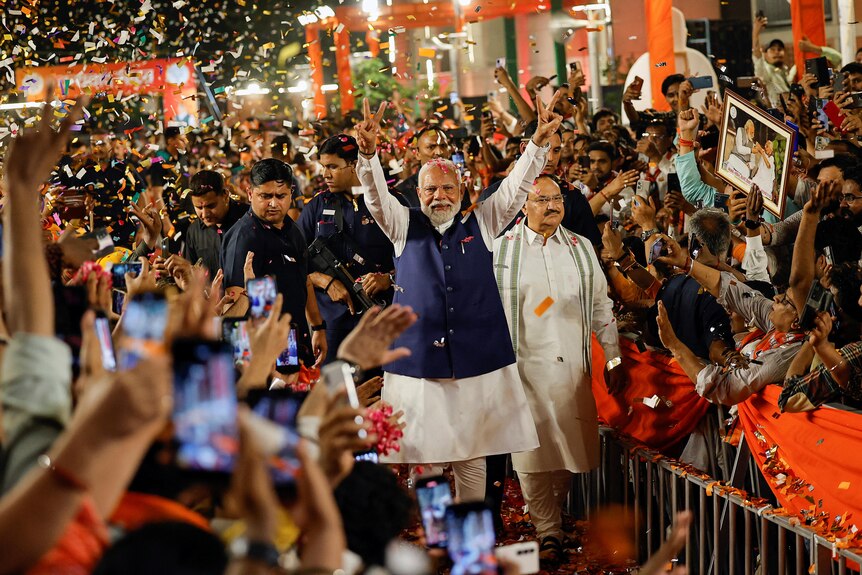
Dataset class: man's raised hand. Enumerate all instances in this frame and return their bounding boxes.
[5,88,87,195]
[531,89,564,148]
[356,98,387,156]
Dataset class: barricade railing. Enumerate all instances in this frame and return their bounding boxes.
[569,427,862,575]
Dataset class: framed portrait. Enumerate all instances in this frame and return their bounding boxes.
[716,90,796,217]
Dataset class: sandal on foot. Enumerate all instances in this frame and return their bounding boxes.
[539,535,564,564]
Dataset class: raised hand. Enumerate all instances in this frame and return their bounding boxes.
[805,179,840,214]
[677,108,699,137]
[530,90,565,147]
[337,304,417,371]
[746,186,764,220]
[128,202,162,249]
[4,89,86,195]
[700,91,723,127]
[356,98,387,156]
[655,234,688,269]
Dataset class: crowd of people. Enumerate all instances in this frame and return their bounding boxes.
[3,9,862,574]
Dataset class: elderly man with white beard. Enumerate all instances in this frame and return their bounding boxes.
[354,95,564,501]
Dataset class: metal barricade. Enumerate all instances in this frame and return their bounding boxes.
[569,427,862,575]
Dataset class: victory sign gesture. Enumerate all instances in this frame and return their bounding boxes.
[531,89,565,148]
[357,98,388,156]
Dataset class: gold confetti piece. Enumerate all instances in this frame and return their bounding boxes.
[534,297,554,317]
[418,47,436,58]
[839,482,851,489]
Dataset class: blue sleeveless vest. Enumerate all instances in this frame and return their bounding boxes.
[385,209,516,379]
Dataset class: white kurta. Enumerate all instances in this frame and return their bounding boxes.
[498,225,621,474]
[357,143,550,465]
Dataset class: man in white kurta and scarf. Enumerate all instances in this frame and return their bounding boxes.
[494,174,625,562]
[352,95,565,501]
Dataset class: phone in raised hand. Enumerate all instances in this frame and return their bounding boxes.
[416,475,453,548]
[171,339,238,480]
[445,502,498,575]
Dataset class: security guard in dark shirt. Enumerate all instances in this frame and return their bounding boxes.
[222,159,327,368]
[298,134,397,362]
[183,170,247,278]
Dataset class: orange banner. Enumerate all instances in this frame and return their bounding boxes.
[791,0,827,82]
[738,386,862,548]
[644,0,676,111]
[15,58,198,126]
[591,337,710,451]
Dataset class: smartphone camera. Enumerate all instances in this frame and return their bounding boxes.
[246,276,278,320]
[172,339,238,476]
[111,261,143,292]
[445,502,498,575]
[275,328,299,374]
[222,319,252,369]
[94,313,117,372]
[416,475,454,548]
[245,389,303,494]
[648,238,667,265]
[118,292,169,370]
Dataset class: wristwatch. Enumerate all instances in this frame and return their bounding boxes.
[606,357,622,371]
[310,321,327,332]
[744,218,762,230]
[640,228,659,242]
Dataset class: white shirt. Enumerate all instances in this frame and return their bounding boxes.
[356,140,550,256]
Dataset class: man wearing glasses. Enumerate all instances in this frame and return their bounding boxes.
[636,120,677,199]
[493,174,623,563]
[297,134,397,362]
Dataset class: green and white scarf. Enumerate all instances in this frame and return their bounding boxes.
[494,219,597,373]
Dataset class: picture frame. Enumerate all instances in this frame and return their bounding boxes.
[716,89,796,218]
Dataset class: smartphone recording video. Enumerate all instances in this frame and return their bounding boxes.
[245,389,303,492]
[648,238,666,265]
[172,339,238,476]
[246,276,277,320]
[222,319,252,369]
[111,261,143,292]
[118,292,168,370]
[94,313,117,372]
[275,328,299,374]
[446,502,498,575]
[416,475,454,549]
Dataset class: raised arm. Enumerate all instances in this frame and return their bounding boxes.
[3,95,85,336]
[355,99,409,254]
[493,66,537,124]
[788,180,837,315]
[477,91,562,241]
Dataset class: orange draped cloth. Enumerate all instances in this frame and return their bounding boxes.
[591,337,710,451]
[737,386,862,548]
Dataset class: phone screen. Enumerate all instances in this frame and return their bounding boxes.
[452,152,466,173]
[666,173,681,194]
[111,261,143,292]
[649,238,665,264]
[417,476,454,548]
[275,328,299,372]
[222,319,252,369]
[95,315,117,372]
[118,292,168,370]
[246,390,302,488]
[714,192,730,213]
[446,503,498,575]
[246,277,277,320]
[172,339,238,475]
[689,234,703,260]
